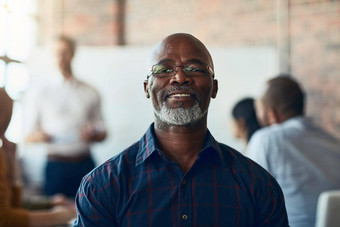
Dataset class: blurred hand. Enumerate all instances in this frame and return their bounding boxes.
[81,123,106,142]
[52,204,77,224]
[28,200,76,226]
[50,194,68,206]
[26,130,51,143]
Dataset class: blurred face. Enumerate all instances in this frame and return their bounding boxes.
[231,118,245,139]
[255,97,269,126]
[144,34,218,126]
[55,40,74,73]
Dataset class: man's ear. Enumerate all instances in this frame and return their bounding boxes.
[267,108,280,125]
[211,79,218,99]
[144,80,150,98]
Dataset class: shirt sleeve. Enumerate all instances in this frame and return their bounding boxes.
[254,175,289,226]
[0,149,29,227]
[87,90,106,134]
[73,175,117,227]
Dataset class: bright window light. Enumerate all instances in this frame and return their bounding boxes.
[0,8,7,56]
[0,0,8,6]
[8,14,34,61]
[8,0,37,14]
[1,0,37,143]
[8,0,28,13]
[6,62,30,99]
[0,60,5,86]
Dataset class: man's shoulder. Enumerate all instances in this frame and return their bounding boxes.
[217,142,276,183]
[256,123,283,137]
[248,123,287,147]
[83,141,140,185]
[253,117,311,139]
[74,78,100,95]
[215,141,284,202]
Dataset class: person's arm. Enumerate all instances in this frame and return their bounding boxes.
[1,137,23,208]
[81,123,107,142]
[0,189,30,227]
[0,148,29,227]
[0,148,76,227]
[254,174,289,226]
[28,205,76,226]
[25,130,51,143]
[22,88,51,143]
[81,91,107,143]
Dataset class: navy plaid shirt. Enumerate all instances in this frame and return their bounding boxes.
[74,124,288,227]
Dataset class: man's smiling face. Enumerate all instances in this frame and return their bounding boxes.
[144,34,218,126]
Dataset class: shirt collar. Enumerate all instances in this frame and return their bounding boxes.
[135,123,222,166]
[136,123,160,166]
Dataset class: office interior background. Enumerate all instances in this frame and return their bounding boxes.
[1,0,340,187]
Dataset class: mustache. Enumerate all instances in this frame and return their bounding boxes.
[162,85,199,102]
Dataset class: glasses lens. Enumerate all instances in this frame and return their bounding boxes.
[150,63,213,78]
[183,63,209,76]
[152,64,174,77]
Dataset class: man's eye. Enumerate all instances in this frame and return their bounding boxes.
[154,67,173,74]
[185,67,207,73]
[153,64,173,74]
[161,68,173,73]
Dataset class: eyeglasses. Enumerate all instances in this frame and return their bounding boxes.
[147,62,214,79]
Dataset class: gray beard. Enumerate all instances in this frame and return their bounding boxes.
[154,102,206,126]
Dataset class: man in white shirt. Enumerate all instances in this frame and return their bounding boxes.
[247,75,340,227]
[25,36,107,198]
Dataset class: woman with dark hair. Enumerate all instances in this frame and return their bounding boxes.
[231,97,261,147]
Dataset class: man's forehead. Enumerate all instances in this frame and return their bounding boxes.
[150,34,213,65]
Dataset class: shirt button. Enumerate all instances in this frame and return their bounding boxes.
[182,180,187,185]
[182,214,188,220]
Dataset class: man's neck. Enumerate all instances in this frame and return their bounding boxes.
[60,67,73,80]
[154,119,208,173]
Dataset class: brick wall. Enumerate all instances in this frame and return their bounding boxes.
[289,0,340,137]
[37,0,123,45]
[37,0,340,138]
[125,0,278,46]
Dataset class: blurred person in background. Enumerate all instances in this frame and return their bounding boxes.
[247,75,340,227]
[24,35,107,198]
[231,97,261,152]
[74,33,288,226]
[0,88,76,227]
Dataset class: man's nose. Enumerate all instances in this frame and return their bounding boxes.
[170,67,192,85]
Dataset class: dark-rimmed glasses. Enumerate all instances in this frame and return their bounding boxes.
[147,62,214,79]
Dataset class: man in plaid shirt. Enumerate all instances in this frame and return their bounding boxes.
[74,33,288,227]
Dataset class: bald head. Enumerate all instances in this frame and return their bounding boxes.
[0,88,13,135]
[149,33,214,71]
[260,75,305,124]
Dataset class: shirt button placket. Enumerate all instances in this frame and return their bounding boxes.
[179,177,192,225]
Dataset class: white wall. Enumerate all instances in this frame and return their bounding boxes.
[21,46,278,187]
